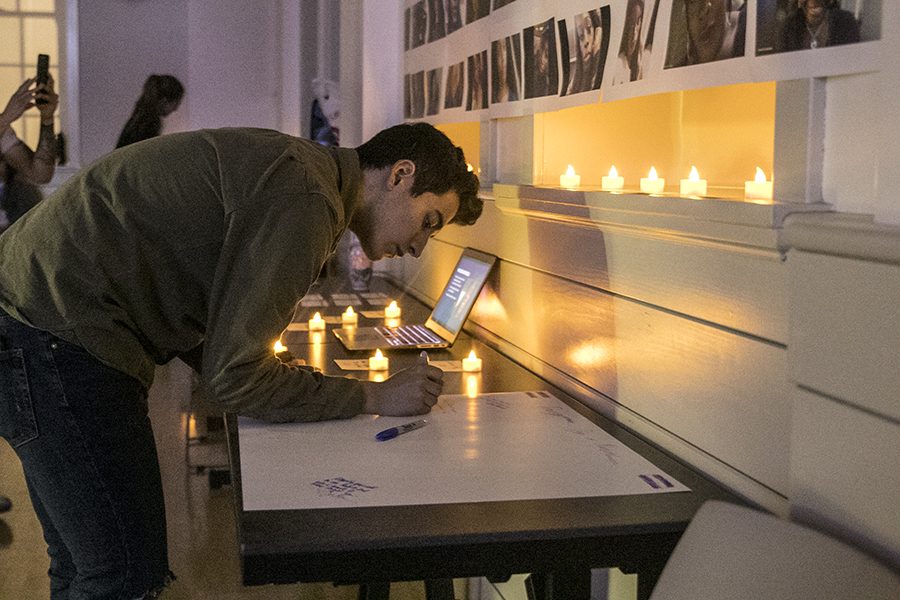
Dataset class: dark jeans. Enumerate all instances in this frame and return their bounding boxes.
[0,311,172,599]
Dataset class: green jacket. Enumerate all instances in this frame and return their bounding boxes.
[0,128,366,422]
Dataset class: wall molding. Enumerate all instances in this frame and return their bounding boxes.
[782,212,900,265]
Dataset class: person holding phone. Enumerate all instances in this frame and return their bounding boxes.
[0,59,58,517]
[0,66,59,232]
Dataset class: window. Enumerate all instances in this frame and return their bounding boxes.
[0,0,61,152]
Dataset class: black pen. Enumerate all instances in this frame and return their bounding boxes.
[375,419,428,442]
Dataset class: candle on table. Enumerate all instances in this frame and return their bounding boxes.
[341,306,358,325]
[368,348,389,371]
[308,311,325,331]
[559,164,581,189]
[744,167,773,201]
[601,165,624,191]
[680,165,707,197]
[273,339,293,362]
[384,301,401,319]
[461,349,483,372]
[640,167,665,194]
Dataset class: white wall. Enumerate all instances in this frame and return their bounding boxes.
[825,2,900,225]
[77,0,189,165]
[339,0,404,147]
[185,0,281,131]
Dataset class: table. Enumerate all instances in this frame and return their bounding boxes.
[226,278,743,600]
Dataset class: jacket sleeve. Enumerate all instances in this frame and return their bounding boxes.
[200,190,365,423]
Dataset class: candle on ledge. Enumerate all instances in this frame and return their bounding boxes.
[640,167,665,194]
[385,317,401,329]
[744,167,773,201]
[341,306,358,325]
[601,165,624,191]
[461,349,483,372]
[680,165,707,197]
[368,348,389,371]
[308,311,325,331]
[384,301,401,319]
[559,164,581,189]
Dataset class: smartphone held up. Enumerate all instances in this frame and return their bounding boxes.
[36,54,50,105]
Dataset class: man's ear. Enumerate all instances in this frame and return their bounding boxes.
[388,159,416,189]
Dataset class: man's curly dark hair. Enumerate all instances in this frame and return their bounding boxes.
[356,123,482,225]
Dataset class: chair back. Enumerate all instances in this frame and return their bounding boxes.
[649,501,900,600]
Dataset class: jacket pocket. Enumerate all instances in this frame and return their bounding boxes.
[0,348,38,447]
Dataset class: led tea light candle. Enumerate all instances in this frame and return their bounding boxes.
[559,164,581,189]
[341,306,358,325]
[640,167,665,194]
[308,311,325,331]
[462,349,483,372]
[601,165,624,191]
[680,165,707,197]
[384,301,401,319]
[273,339,294,363]
[744,167,773,201]
[368,348,389,371]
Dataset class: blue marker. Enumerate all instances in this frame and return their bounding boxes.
[375,419,428,441]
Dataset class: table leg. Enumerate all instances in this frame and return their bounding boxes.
[636,560,667,600]
[525,573,549,600]
[358,581,390,600]
[424,578,455,600]
[525,569,590,600]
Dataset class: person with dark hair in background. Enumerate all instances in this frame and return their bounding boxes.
[778,0,860,51]
[115,74,184,149]
[1,76,59,233]
[0,122,481,599]
[680,0,746,65]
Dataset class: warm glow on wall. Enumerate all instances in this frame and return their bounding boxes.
[536,82,775,195]
[437,122,480,176]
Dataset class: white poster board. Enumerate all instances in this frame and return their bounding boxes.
[239,390,688,511]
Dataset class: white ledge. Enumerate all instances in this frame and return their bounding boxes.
[491,184,832,251]
[782,212,900,265]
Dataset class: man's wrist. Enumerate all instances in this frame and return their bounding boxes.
[359,380,378,414]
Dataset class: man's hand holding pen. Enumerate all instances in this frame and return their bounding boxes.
[361,351,443,416]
